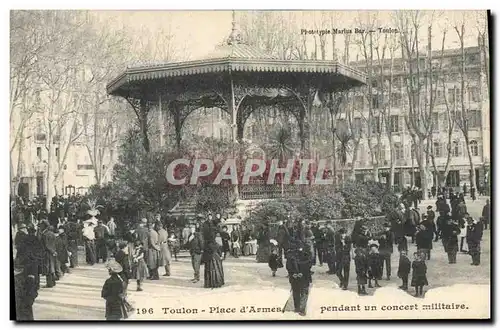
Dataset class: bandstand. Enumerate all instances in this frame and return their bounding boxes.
[106,12,366,160]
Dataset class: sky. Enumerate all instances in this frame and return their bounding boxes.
[90,10,488,63]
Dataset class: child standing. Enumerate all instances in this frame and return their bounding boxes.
[354,248,368,295]
[397,250,411,291]
[167,232,180,261]
[411,252,428,297]
[367,243,382,288]
[132,240,149,292]
[268,240,283,277]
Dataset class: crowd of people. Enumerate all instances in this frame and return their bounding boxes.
[13,188,490,320]
[264,192,490,316]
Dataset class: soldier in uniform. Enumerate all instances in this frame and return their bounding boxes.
[334,228,351,290]
[147,222,160,280]
[285,240,312,316]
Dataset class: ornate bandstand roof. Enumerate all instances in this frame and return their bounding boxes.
[107,13,366,99]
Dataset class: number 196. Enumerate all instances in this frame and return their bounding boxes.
[137,308,154,314]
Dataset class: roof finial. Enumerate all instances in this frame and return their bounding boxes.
[227,10,242,45]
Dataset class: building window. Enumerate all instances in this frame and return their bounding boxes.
[467,54,479,65]
[391,92,402,108]
[371,95,380,109]
[432,112,439,130]
[470,140,479,156]
[353,118,363,135]
[469,110,481,128]
[394,143,404,160]
[448,88,456,105]
[410,144,416,159]
[436,89,445,104]
[77,164,94,170]
[371,117,381,134]
[451,141,460,157]
[433,142,442,158]
[468,87,480,103]
[55,147,59,161]
[110,149,114,161]
[354,95,364,109]
[36,147,42,160]
[390,115,400,133]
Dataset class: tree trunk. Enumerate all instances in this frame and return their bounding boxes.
[349,140,360,180]
[388,136,395,190]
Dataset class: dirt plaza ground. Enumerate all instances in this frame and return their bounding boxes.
[33,198,490,320]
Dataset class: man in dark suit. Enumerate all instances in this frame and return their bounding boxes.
[334,228,351,290]
[188,224,204,283]
[14,260,38,321]
[378,222,394,280]
[466,216,483,266]
[94,220,108,263]
[39,220,57,288]
[286,240,312,316]
[64,220,79,268]
[324,222,336,274]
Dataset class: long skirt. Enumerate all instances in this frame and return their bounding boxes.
[411,274,428,287]
[158,243,172,267]
[132,260,149,281]
[42,252,56,276]
[204,254,225,288]
[256,245,271,263]
[147,249,159,269]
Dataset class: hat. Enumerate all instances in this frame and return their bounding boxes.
[106,260,123,274]
[140,218,148,224]
[196,213,204,219]
[18,223,27,230]
[368,239,379,248]
[427,205,432,209]
[40,219,50,228]
[383,222,391,228]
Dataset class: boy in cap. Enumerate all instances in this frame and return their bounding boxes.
[367,242,382,288]
[354,247,368,295]
[397,250,411,291]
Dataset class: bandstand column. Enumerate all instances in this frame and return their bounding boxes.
[172,103,183,152]
[228,70,239,198]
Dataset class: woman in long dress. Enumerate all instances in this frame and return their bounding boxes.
[256,224,272,263]
[202,219,225,289]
